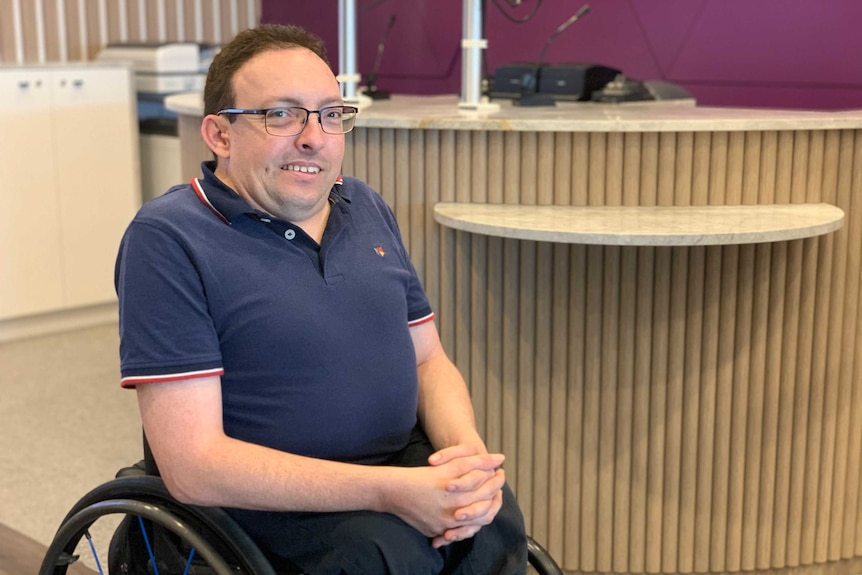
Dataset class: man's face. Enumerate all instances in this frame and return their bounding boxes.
[216,47,345,224]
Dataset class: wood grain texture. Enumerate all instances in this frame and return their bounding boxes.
[0,0,259,64]
[344,127,862,575]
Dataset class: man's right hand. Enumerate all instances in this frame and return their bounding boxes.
[381,452,506,546]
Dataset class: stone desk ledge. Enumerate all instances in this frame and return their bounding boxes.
[164,92,862,133]
[433,202,845,246]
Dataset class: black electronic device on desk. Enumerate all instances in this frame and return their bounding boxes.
[490,4,603,106]
[489,3,693,107]
[538,62,620,101]
[591,75,695,103]
[590,74,652,103]
[491,61,620,101]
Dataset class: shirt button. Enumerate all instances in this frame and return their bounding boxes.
[284,229,296,240]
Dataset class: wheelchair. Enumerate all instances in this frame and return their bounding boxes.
[40,455,564,575]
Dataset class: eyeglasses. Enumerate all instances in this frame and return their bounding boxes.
[216,105,359,136]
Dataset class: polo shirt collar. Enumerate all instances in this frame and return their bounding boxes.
[192,161,348,225]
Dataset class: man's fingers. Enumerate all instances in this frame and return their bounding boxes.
[445,467,494,492]
[431,448,505,470]
[452,488,503,524]
[428,444,479,466]
[431,525,483,548]
[447,466,505,493]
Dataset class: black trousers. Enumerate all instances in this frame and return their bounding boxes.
[228,427,527,575]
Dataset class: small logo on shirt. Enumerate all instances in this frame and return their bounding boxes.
[374,246,386,257]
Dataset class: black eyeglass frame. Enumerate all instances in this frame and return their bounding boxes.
[215,105,360,136]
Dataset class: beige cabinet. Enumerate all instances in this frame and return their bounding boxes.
[0,65,140,320]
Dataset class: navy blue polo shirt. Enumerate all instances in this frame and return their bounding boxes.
[115,162,434,464]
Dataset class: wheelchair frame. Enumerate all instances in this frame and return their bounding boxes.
[40,471,563,575]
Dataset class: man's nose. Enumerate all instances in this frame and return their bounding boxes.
[295,112,326,144]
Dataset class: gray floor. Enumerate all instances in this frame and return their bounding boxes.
[0,322,141,554]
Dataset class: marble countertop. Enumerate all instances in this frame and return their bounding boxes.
[166,92,862,133]
[433,202,845,246]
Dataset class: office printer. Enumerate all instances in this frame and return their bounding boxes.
[96,42,218,94]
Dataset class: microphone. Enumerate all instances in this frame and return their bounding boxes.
[363,15,397,100]
[537,4,590,68]
[516,4,591,107]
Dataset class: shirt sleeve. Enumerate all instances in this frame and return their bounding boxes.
[115,219,224,388]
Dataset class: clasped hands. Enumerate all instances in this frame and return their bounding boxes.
[390,444,506,549]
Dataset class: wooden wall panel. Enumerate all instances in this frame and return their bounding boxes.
[344,127,862,575]
[0,0,260,65]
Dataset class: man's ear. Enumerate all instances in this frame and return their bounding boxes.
[201,114,231,159]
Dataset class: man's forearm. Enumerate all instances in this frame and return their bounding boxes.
[416,352,485,454]
[151,426,505,540]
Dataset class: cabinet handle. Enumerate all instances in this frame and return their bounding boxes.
[17,79,43,89]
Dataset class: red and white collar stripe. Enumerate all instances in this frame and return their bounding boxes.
[192,178,230,225]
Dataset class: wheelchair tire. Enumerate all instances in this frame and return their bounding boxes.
[527,536,564,575]
[39,475,277,575]
[42,474,562,575]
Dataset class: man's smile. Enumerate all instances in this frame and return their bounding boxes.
[283,164,321,174]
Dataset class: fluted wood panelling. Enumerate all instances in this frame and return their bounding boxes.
[344,127,862,575]
[0,0,259,65]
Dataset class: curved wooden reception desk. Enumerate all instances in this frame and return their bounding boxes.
[168,93,862,575]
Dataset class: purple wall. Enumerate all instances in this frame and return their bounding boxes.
[262,0,862,110]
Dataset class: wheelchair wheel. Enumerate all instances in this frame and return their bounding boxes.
[39,475,277,575]
[41,474,562,575]
[527,536,564,575]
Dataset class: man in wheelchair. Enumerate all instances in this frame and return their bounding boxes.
[112,23,527,574]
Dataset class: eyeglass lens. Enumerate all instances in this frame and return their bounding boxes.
[264,107,356,136]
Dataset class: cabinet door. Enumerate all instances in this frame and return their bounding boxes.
[51,66,141,308]
[0,69,64,320]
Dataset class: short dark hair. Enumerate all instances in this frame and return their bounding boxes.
[203,24,328,117]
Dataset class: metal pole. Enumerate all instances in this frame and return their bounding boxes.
[459,0,498,112]
[338,0,370,107]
